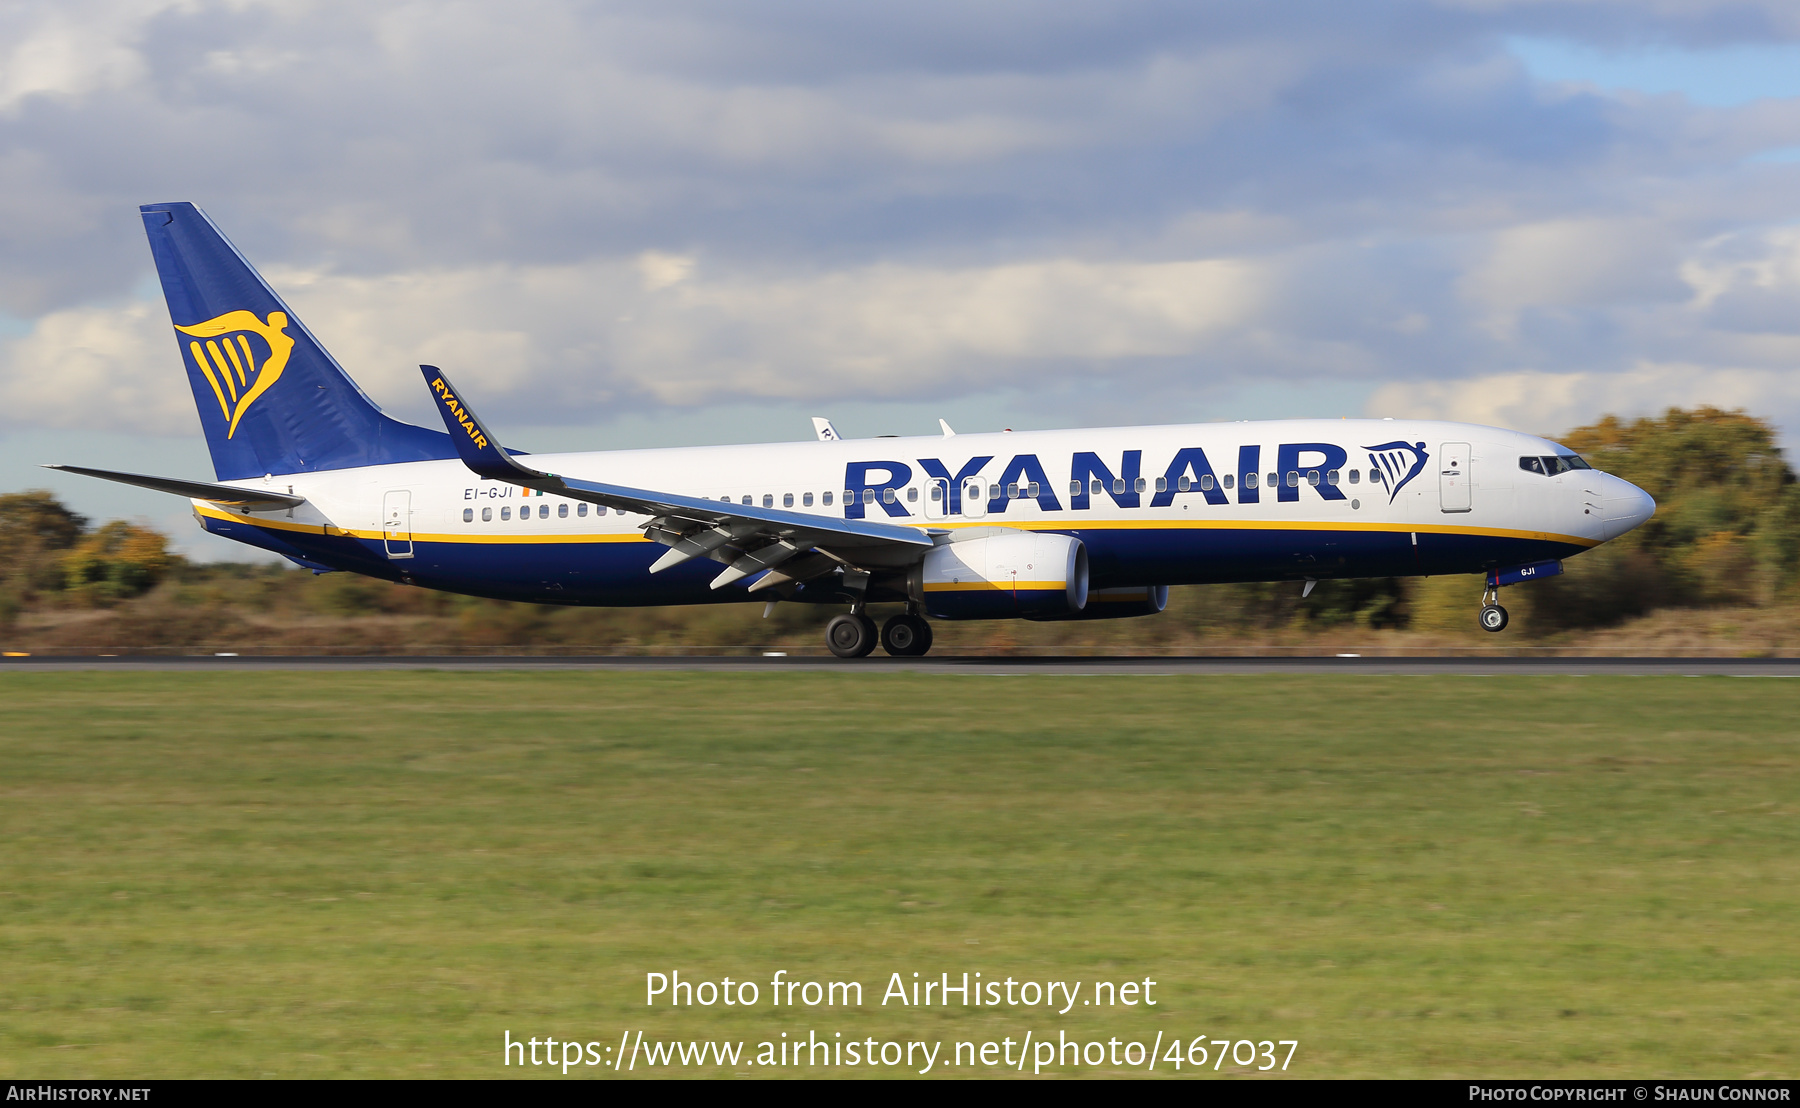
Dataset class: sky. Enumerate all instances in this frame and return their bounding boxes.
[3,0,1799,559]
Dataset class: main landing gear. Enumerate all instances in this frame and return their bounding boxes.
[823,609,935,658]
[1478,586,1509,633]
[880,613,933,657]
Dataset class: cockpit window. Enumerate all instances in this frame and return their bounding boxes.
[1522,454,1592,475]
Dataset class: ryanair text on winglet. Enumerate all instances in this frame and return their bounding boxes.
[430,376,489,451]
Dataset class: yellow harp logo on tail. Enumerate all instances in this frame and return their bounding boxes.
[174,311,295,439]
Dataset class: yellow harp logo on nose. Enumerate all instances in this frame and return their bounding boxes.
[174,310,295,439]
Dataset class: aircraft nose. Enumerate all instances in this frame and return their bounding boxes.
[1599,474,1655,540]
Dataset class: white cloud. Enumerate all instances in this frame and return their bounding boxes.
[0,252,1270,433]
[1366,363,1800,439]
[0,1,180,113]
[0,297,190,434]
[1459,218,1689,336]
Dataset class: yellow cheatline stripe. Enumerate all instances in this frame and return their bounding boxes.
[921,516,1599,547]
[924,580,1065,593]
[190,340,232,421]
[194,504,1594,550]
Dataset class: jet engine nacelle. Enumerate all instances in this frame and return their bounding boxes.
[916,531,1088,620]
[1027,584,1168,621]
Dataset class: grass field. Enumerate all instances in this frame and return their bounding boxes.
[1,672,1795,1078]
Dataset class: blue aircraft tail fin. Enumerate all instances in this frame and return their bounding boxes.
[140,202,457,480]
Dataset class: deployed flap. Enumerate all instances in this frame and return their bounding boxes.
[812,417,841,442]
[43,464,306,511]
[421,366,933,555]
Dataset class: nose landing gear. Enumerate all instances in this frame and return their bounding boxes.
[1478,585,1508,633]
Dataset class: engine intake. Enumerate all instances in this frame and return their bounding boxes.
[916,531,1088,620]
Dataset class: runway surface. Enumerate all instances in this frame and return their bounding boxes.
[4,655,1799,675]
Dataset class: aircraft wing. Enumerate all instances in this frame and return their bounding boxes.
[42,464,307,511]
[420,367,935,590]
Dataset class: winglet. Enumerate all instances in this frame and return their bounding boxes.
[811,417,840,441]
[421,366,548,483]
[938,418,956,437]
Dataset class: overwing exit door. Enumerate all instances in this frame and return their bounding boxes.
[382,490,414,558]
[923,478,948,520]
[961,478,988,519]
[1439,442,1471,513]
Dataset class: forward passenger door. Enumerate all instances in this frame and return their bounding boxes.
[1439,443,1471,513]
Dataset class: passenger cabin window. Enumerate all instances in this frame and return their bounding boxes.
[1007,483,1019,499]
[501,506,511,520]
[463,508,474,522]
[1112,478,1125,495]
[1349,470,1360,484]
[482,506,492,522]
[577,502,588,517]
[1091,480,1104,496]
[558,503,568,518]
[1325,469,1339,485]
[882,488,896,504]
[1177,475,1190,492]
[863,489,875,505]
[1243,473,1257,489]
[597,505,607,516]
[803,492,814,506]
[1223,474,1234,490]
[1268,472,1278,487]
[742,495,752,505]
[763,494,774,508]
[1307,470,1320,486]
[907,487,918,502]
[1155,477,1168,493]
[1134,477,1147,493]
[1286,471,1299,487]
[823,491,833,506]
[1028,482,1040,498]
[1069,480,1081,496]
[539,504,549,518]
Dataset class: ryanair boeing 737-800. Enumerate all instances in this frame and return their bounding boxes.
[49,203,1656,657]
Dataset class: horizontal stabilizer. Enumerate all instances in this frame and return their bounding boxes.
[43,464,306,511]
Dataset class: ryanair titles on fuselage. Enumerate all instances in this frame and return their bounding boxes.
[836,439,1426,519]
